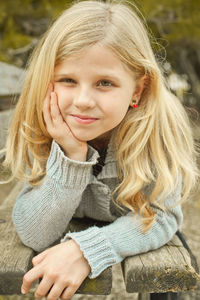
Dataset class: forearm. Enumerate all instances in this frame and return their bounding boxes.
[12,141,99,251]
[64,204,183,278]
[63,175,183,278]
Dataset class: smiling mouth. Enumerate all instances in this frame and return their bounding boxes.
[71,114,98,119]
[70,115,98,124]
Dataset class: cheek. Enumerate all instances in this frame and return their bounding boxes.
[113,106,129,124]
[102,105,128,132]
[104,97,130,122]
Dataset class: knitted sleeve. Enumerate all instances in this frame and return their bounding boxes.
[63,175,183,278]
[12,140,99,251]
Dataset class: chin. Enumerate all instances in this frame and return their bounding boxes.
[69,127,102,143]
[72,132,96,142]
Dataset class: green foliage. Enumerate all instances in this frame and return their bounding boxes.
[0,0,72,52]
[140,0,200,43]
[0,52,8,63]
[2,17,31,49]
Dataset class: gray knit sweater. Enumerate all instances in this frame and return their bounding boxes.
[12,139,183,278]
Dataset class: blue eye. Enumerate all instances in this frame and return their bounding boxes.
[59,78,76,84]
[98,80,113,87]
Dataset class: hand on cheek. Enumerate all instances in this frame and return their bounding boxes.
[21,239,91,300]
[42,83,88,161]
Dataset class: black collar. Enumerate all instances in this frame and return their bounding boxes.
[92,147,108,177]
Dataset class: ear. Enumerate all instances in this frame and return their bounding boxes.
[130,74,149,107]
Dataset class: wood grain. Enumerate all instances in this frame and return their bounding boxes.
[121,235,200,293]
[0,183,34,295]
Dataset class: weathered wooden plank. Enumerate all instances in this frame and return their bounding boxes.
[0,109,14,150]
[121,234,200,294]
[0,96,17,111]
[138,294,150,300]
[0,183,112,295]
[0,62,24,97]
[76,268,112,295]
[0,183,33,295]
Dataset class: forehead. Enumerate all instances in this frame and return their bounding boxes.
[55,44,134,78]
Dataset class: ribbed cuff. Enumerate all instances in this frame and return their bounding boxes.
[63,226,122,278]
[47,140,99,187]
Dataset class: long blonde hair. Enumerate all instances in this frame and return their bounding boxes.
[2,0,199,229]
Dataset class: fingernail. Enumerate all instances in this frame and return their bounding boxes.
[21,287,26,294]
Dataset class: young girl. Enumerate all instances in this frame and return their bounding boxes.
[3,0,199,299]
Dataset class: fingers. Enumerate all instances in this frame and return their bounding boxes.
[21,265,43,294]
[34,276,54,299]
[61,286,77,300]
[32,249,48,266]
[43,84,53,128]
[45,281,65,300]
[50,91,65,125]
[35,279,78,300]
[43,84,68,139]
[43,82,61,124]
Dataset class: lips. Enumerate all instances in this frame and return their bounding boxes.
[70,114,98,120]
[70,114,98,124]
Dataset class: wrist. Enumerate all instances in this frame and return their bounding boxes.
[58,142,88,162]
[66,153,87,162]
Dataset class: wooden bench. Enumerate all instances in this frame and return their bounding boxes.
[0,182,199,299]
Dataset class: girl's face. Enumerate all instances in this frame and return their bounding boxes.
[54,44,137,143]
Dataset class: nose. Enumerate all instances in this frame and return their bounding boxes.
[73,87,95,109]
